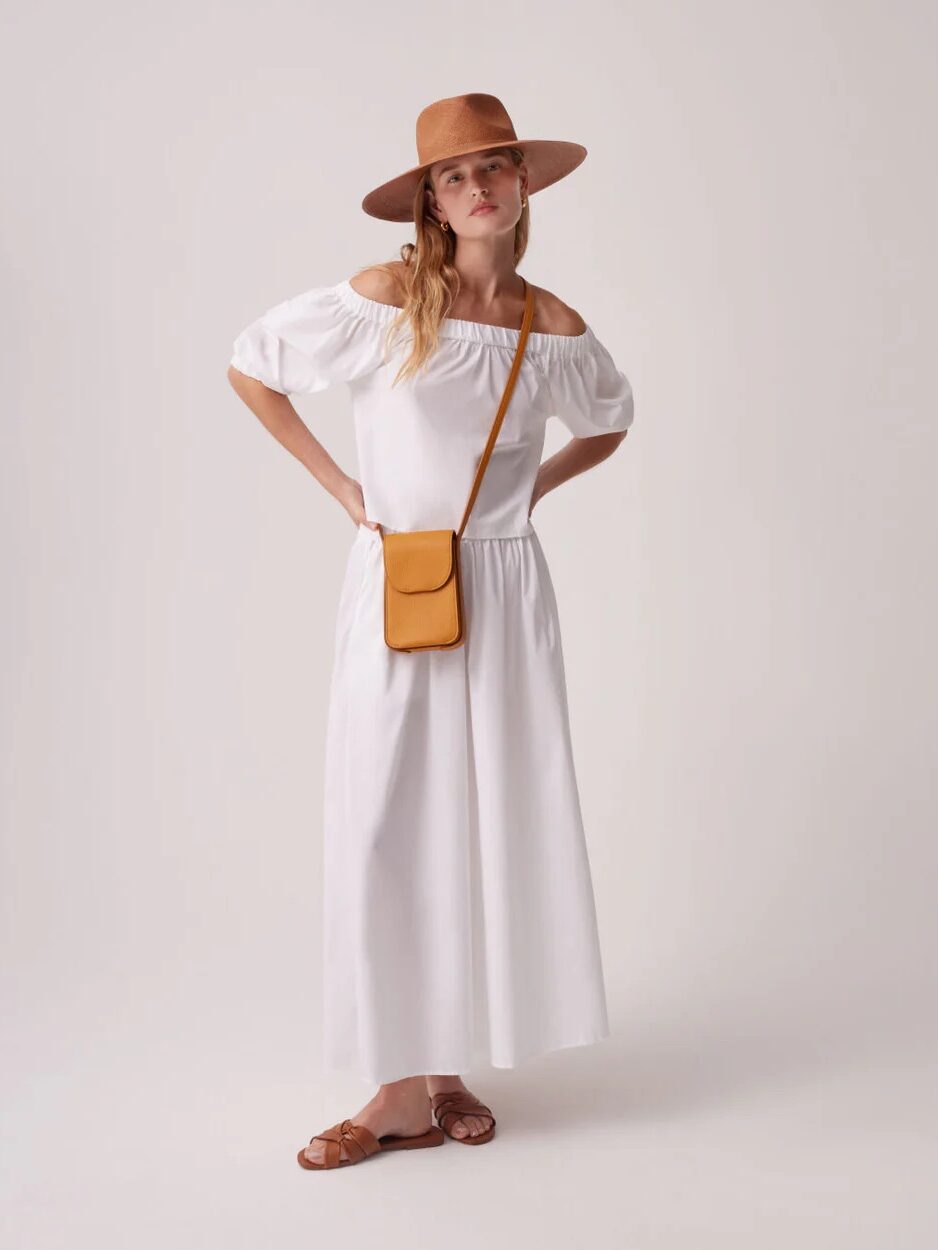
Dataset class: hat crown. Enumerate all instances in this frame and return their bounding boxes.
[415,93,519,168]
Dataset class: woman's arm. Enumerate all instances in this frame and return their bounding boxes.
[227,366,375,528]
[529,429,628,514]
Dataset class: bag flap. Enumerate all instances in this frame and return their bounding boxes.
[383,529,455,593]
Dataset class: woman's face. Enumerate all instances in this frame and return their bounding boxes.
[426,148,527,234]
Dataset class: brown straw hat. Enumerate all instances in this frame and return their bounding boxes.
[361,92,588,223]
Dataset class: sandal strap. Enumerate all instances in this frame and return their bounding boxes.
[431,1091,495,1129]
[308,1118,382,1167]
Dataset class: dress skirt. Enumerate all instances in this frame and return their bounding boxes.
[321,522,611,1086]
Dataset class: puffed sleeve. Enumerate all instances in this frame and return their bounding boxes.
[229,281,388,395]
[545,326,635,437]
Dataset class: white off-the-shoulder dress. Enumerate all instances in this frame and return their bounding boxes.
[230,279,635,1085]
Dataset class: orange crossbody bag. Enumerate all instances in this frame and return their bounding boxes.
[379,278,535,652]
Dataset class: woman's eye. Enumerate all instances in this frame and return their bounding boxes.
[448,162,501,184]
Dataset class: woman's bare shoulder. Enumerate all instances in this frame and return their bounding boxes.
[348,261,407,308]
[346,268,586,333]
[529,283,588,336]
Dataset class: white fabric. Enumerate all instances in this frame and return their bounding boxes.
[231,280,634,1084]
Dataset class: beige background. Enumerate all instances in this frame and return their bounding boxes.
[3,1,936,1246]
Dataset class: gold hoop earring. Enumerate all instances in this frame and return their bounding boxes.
[440,220,450,232]
[521,196,528,208]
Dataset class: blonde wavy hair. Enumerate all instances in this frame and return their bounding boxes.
[351,145,530,386]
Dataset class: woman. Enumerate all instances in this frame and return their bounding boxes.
[228,93,635,1171]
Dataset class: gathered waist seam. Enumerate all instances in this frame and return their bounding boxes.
[362,523,536,542]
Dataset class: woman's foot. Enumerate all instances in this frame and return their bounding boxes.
[301,1075,433,1167]
[425,1075,494,1140]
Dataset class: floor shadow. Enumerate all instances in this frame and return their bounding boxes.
[470,999,916,1133]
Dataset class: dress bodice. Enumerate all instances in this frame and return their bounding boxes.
[230,279,635,539]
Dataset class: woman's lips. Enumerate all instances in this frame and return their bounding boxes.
[471,204,498,215]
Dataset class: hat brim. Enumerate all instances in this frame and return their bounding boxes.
[360,138,588,222]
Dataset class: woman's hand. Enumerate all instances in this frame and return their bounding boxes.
[337,476,380,530]
[527,471,545,518]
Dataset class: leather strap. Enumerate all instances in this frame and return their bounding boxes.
[431,1090,496,1129]
[455,278,535,539]
[309,1118,382,1168]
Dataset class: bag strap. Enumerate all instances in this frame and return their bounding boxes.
[455,278,536,539]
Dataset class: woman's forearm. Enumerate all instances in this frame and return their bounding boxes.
[227,366,353,502]
[533,430,627,507]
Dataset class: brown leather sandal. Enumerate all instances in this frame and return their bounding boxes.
[297,1118,444,1170]
[430,1090,496,1145]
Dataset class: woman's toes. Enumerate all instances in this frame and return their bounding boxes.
[450,1115,485,1136]
[303,1141,347,1165]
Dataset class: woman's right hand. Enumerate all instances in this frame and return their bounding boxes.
[337,476,380,530]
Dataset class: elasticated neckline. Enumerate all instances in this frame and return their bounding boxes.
[334,279,592,357]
